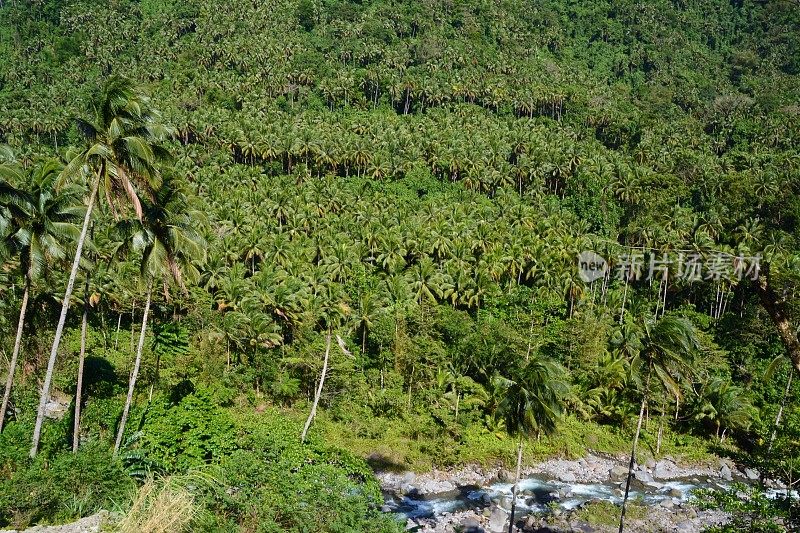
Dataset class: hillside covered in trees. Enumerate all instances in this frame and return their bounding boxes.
[0,0,799,531]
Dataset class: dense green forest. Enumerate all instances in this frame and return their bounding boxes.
[0,0,799,531]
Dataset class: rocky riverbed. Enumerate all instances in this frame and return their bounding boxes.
[377,454,776,532]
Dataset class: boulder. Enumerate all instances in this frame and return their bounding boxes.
[44,398,69,420]
[461,517,484,533]
[653,459,676,479]
[645,458,656,469]
[497,469,514,483]
[610,465,630,479]
[558,471,577,483]
[669,488,683,498]
[744,468,760,480]
[488,507,507,533]
[633,469,653,483]
[675,521,695,532]
[719,464,732,481]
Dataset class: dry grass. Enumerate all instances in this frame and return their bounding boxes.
[116,476,196,533]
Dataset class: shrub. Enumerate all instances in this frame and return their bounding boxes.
[0,443,134,529]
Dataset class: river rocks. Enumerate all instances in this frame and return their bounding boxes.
[744,467,760,480]
[558,471,577,483]
[487,507,507,533]
[377,454,741,533]
[460,516,483,533]
[719,464,733,481]
[497,469,514,483]
[653,458,677,479]
[609,465,629,479]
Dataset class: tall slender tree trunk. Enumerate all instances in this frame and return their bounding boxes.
[301,331,331,443]
[114,279,152,454]
[508,439,523,533]
[619,276,629,324]
[769,370,793,453]
[114,312,122,350]
[31,176,99,457]
[0,278,30,432]
[73,271,90,452]
[656,413,664,455]
[619,369,651,533]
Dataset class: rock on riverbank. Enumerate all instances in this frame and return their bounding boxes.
[0,512,114,533]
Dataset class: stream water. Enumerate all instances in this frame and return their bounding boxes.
[384,474,721,520]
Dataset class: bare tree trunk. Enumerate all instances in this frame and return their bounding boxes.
[508,439,523,533]
[301,332,331,443]
[0,279,30,432]
[31,177,99,457]
[73,271,90,452]
[114,280,152,454]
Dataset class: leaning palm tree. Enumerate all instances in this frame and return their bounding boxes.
[31,77,173,457]
[0,161,82,432]
[493,358,566,533]
[617,314,698,533]
[113,180,205,454]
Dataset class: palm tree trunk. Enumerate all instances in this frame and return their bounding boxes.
[656,413,663,455]
[508,439,523,533]
[301,331,331,443]
[72,271,90,452]
[114,312,122,350]
[769,370,793,453]
[0,279,30,432]
[619,370,650,533]
[114,279,152,454]
[619,276,629,324]
[31,176,99,457]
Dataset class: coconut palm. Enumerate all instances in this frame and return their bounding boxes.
[617,315,699,533]
[113,179,205,454]
[0,161,82,433]
[31,77,173,457]
[493,358,566,533]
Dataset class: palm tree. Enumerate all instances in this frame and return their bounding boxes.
[493,358,565,533]
[0,161,82,433]
[113,180,205,454]
[617,315,698,533]
[31,77,173,457]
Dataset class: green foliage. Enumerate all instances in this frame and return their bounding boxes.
[1,0,799,529]
[136,387,236,472]
[0,443,134,529]
[694,482,796,532]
